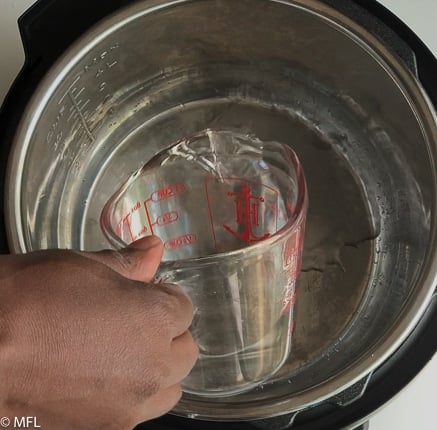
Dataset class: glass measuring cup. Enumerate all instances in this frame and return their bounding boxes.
[101,130,307,397]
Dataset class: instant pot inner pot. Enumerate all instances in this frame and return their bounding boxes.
[10,0,434,420]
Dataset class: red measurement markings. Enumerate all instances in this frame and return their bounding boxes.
[117,201,148,243]
[143,182,186,235]
[281,224,306,315]
[224,183,270,243]
[283,222,305,272]
[283,235,298,273]
[288,319,296,336]
[164,233,198,251]
[281,285,298,314]
[135,225,148,240]
[156,211,179,226]
[150,182,186,202]
[205,177,278,249]
[115,217,124,236]
[130,201,141,212]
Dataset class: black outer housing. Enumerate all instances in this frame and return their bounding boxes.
[0,1,435,429]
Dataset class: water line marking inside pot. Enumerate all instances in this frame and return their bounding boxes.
[58,75,81,105]
[68,92,95,142]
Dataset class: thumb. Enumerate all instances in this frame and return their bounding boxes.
[83,235,164,283]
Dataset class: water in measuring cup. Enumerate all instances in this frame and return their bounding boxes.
[101,129,307,396]
[102,129,300,259]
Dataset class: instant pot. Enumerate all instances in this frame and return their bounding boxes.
[0,1,436,429]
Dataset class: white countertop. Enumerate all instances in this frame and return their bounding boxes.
[0,1,435,429]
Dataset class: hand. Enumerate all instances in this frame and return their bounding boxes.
[0,236,198,430]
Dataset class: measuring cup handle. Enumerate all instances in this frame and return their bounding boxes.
[18,0,135,71]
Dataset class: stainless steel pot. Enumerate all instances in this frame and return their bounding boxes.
[4,0,437,422]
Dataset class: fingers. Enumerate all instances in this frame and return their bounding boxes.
[167,331,199,385]
[154,283,195,338]
[81,235,194,338]
[82,236,164,282]
[125,236,165,281]
[127,236,162,251]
